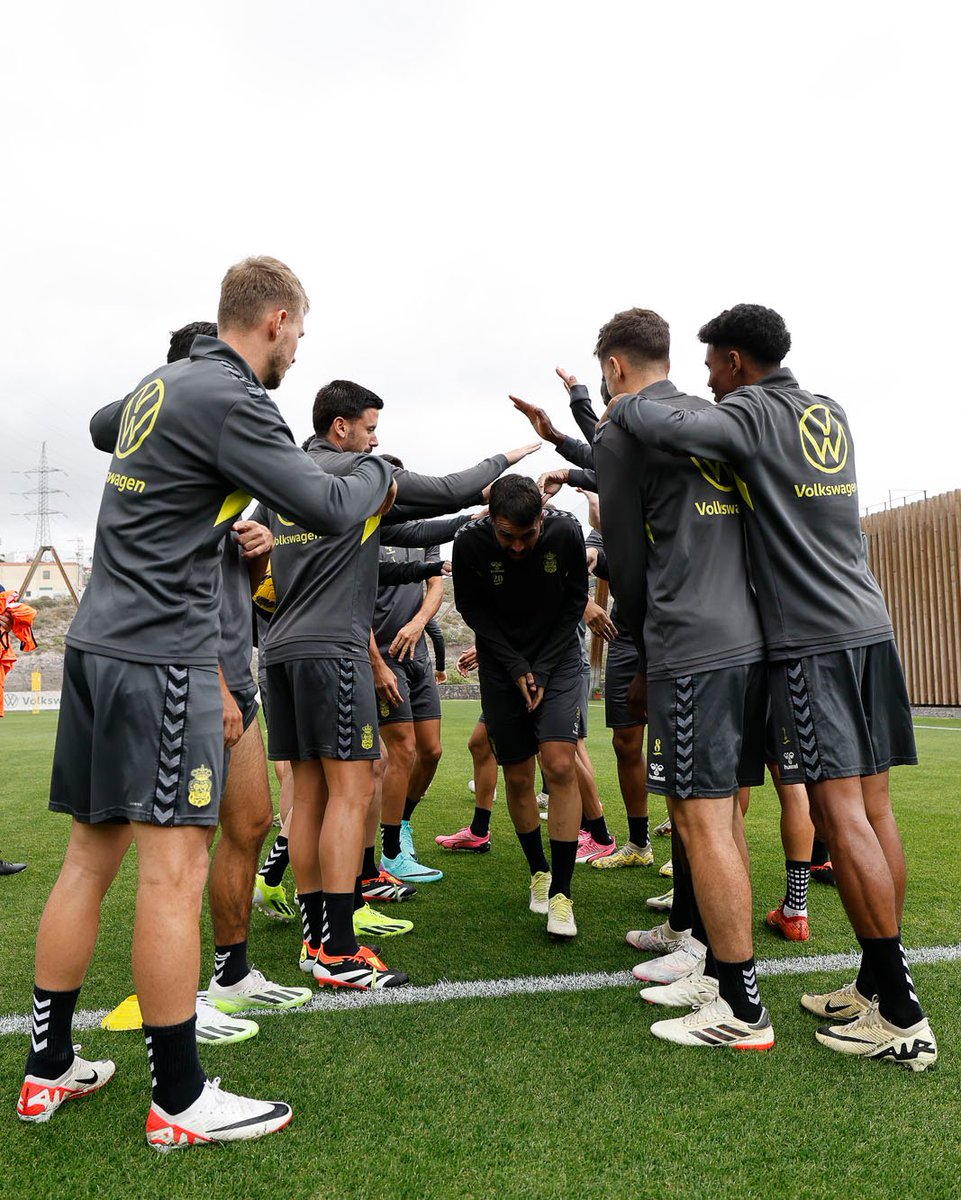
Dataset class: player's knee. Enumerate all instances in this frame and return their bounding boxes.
[418,740,442,769]
[612,728,640,760]
[540,744,576,788]
[386,735,416,773]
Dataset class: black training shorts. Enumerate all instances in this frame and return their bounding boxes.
[767,639,917,783]
[375,651,442,725]
[50,647,224,826]
[265,656,380,762]
[480,648,584,766]
[646,661,767,799]
[604,635,643,730]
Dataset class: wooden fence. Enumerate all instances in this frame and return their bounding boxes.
[862,489,961,706]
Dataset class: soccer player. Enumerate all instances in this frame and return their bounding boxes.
[593,307,773,1050]
[87,321,311,1044]
[603,303,935,1070]
[512,388,652,868]
[453,476,588,938]
[17,257,395,1147]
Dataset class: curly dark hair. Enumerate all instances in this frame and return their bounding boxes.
[697,305,791,364]
[594,308,670,366]
[167,320,217,363]
[488,475,542,526]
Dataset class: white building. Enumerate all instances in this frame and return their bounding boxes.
[0,559,84,601]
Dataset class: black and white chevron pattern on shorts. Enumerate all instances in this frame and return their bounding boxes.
[31,995,51,1054]
[786,661,824,781]
[674,676,694,799]
[152,666,189,824]
[336,659,355,760]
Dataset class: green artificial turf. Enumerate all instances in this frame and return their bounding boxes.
[1,705,959,1199]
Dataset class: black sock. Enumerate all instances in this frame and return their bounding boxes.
[470,806,491,838]
[322,892,359,957]
[858,936,924,1027]
[667,831,693,932]
[811,836,830,867]
[402,797,420,822]
[213,941,249,988]
[260,835,289,887]
[585,815,614,846]
[689,895,709,948]
[715,957,764,1022]
[362,845,377,880]
[144,1017,206,1115]
[517,826,550,875]
[353,875,364,912]
[627,815,650,847]
[382,823,401,859]
[25,986,80,1079]
[297,889,325,948]
[548,839,577,899]
[703,946,718,981]
[784,859,810,914]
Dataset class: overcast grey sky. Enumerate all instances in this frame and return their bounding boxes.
[2,0,957,559]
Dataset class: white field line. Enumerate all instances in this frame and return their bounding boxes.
[914,725,961,731]
[1,944,959,1037]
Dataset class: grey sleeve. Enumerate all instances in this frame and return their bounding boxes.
[611,392,762,463]
[556,435,594,471]
[569,384,600,445]
[390,454,509,518]
[89,399,126,453]
[594,430,648,670]
[215,396,393,536]
[381,514,471,544]
[567,467,597,491]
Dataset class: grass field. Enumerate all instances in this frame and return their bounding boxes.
[1,704,959,1199]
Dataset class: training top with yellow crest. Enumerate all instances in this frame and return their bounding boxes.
[74,336,392,667]
[609,368,892,660]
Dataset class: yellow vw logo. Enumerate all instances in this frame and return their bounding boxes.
[690,457,734,492]
[116,379,164,459]
[799,403,848,474]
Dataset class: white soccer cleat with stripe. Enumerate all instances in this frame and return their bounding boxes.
[194,996,259,1045]
[815,1003,938,1071]
[146,1078,292,1149]
[18,1048,115,1122]
[800,979,873,1021]
[206,968,311,1014]
[650,997,774,1050]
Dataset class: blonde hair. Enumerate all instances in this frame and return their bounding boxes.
[218,256,310,331]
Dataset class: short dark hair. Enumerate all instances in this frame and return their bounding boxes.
[312,380,385,436]
[379,453,404,469]
[594,308,670,366]
[167,320,217,363]
[488,476,542,526]
[697,304,791,365]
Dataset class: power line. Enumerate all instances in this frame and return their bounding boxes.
[19,442,67,554]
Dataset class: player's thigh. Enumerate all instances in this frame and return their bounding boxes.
[51,650,223,829]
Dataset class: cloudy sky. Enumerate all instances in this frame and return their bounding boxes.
[2,1,956,560]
